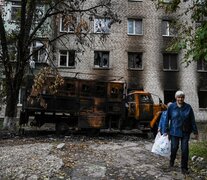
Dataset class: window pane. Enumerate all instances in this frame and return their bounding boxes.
[59,51,67,66]
[197,60,207,71]
[163,53,177,70]
[197,60,203,70]
[128,52,142,69]
[162,21,168,36]
[60,15,76,32]
[68,51,75,66]
[135,20,142,34]
[170,54,178,70]
[11,7,21,21]
[128,20,134,34]
[163,54,169,69]
[204,61,207,70]
[94,51,109,68]
[60,56,67,66]
[94,18,110,33]
[60,16,67,32]
[102,52,109,67]
[198,91,207,108]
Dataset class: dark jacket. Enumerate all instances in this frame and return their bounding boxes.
[163,102,198,137]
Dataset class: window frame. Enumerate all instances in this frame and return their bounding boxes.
[127,19,143,35]
[60,15,76,33]
[94,51,110,68]
[29,41,48,63]
[197,59,207,72]
[198,90,207,109]
[163,53,178,71]
[10,1,21,22]
[94,18,111,34]
[162,20,176,37]
[58,50,75,68]
[128,52,143,70]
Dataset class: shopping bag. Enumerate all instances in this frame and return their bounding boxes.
[151,132,161,154]
[151,133,171,158]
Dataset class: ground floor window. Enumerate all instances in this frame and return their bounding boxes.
[198,90,207,108]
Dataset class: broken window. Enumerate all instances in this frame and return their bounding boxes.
[34,5,44,23]
[128,19,143,35]
[198,90,207,108]
[94,51,109,68]
[197,59,207,71]
[30,41,48,63]
[162,20,176,36]
[59,50,75,67]
[163,53,178,71]
[128,52,142,69]
[94,18,111,33]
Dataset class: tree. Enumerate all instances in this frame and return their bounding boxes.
[0,0,120,131]
[152,0,207,65]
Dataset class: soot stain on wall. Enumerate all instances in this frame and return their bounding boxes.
[161,71,179,90]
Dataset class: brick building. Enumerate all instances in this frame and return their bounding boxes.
[52,0,207,123]
[0,0,207,126]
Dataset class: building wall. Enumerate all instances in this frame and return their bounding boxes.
[55,0,207,122]
[0,0,207,123]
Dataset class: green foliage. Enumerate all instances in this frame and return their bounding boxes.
[189,141,207,161]
[153,0,207,65]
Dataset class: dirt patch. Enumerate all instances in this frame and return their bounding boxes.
[0,132,206,180]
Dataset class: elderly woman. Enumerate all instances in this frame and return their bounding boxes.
[163,90,198,175]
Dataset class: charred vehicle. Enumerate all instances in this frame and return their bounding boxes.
[19,76,166,135]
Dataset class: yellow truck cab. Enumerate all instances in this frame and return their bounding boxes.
[125,90,167,133]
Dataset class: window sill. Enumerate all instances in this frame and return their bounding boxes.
[163,69,179,72]
[59,31,75,33]
[93,32,110,34]
[128,68,143,71]
[197,70,207,73]
[128,0,143,2]
[128,33,143,36]
[93,67,110,70]
[162,35,175,38]
[199,108,207,111]
[58,66,76,69]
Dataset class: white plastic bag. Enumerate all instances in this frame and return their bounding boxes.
[151,133,171,158]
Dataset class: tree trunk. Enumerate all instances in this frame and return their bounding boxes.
[3,91,19,132]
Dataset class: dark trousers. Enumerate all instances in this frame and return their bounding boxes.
[170,134,190,170]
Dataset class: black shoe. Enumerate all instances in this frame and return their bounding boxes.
[181,169,189,175]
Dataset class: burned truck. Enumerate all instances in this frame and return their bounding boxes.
[19,76,166,135]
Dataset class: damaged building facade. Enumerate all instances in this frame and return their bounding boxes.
[0,0,207,131]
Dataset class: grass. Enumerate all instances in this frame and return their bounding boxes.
[189,141,207,161]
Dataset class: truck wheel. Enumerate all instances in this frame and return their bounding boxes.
[86,128,100,136]
[55,122,69,135]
